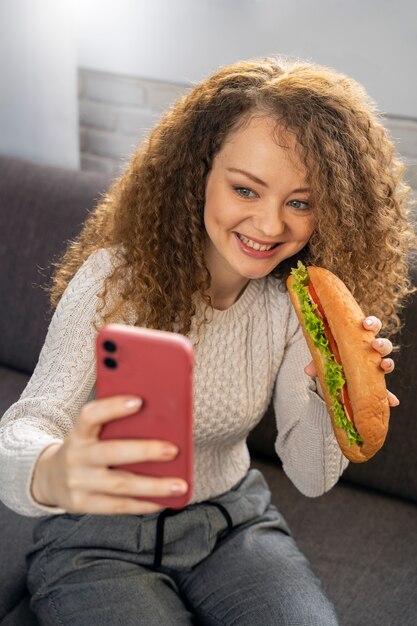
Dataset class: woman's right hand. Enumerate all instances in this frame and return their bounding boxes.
[31,396,188,514]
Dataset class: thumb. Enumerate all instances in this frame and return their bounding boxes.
[304,360,318,378]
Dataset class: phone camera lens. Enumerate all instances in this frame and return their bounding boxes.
[103,340,117,353]
[104,357,117,369]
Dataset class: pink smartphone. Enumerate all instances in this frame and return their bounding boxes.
[96,323,194,509]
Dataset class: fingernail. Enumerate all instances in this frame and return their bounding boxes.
[391,394,400,406]
[170,482,187,494]
[125,398,142,409]
[376,339,384,348]
[365,318,374,327]
[162,444,179,458]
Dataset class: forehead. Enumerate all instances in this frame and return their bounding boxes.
[215,115,307,178]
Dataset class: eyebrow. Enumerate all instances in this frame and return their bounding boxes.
[226,167,310,194]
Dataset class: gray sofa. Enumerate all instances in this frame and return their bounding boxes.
[1,155,416,626]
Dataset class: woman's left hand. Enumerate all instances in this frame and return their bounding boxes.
[304,315,400,407]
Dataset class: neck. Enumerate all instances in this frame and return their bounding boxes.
[208,284,249,310]
[203,236,249,310]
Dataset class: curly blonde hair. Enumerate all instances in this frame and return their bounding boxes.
[49,57,416,341]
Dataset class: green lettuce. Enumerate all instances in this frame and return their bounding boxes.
[290,261,363,446]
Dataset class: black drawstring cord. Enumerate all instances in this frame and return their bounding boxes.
[202,501,234,535]
[153,508,183,569]
[152,501,234,570]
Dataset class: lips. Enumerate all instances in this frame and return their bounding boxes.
[236,232,279,246]
[237,234,276,251]
[233,232,282,258]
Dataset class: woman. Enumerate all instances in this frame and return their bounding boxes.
[0,58,415,625]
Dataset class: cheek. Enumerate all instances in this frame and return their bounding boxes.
[202,191,216,231]
[299,216,316,241]
[204,178,220,218]
[203,200,220,235]
[204,190,240,230]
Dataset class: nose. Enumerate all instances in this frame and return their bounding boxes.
[252,203,286,239]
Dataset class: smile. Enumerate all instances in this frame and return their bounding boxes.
[236,233,278,251]
[233,232,282,259]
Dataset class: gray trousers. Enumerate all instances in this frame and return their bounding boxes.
[26,469,339,625]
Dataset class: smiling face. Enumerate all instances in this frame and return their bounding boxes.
[203,115,316,308]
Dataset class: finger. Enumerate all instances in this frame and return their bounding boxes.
[304,360,318,378]
[102,469,188,498]
[387,390,400,407]
[75,396,143,440]
[87,439,179,467]
[380,358,395,374]
[372,337,393,357]
[66,467,188,506]
[66,492,164,515]
[364,316,383,334]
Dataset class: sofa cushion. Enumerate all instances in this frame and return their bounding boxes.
[0,367,30,417]
[0,500,37,621]
[1,596,38,626]
[342,269,417,502]
[0,367,36,622]
[252,458,417,626]
[0,157,110,374]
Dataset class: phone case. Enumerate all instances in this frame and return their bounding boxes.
[96,324,194,508]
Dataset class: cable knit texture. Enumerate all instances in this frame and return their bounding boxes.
[0,248,348,517]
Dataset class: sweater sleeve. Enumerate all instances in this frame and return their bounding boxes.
[0,248,121,517]
[273,305,349,497]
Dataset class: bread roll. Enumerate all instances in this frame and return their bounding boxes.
[287,265,390,462]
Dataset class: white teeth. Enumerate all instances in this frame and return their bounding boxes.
[238,233,275,251]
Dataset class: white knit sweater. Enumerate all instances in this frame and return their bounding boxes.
[0,248,348,517]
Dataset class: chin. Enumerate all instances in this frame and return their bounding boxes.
[239,266,276,280]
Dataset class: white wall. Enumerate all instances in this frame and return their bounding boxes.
[0,0,79,168]
[1,0,416,169]
[75,0,417,118]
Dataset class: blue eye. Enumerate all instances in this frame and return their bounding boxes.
[288,200,310,210]
[233,186,257,199]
